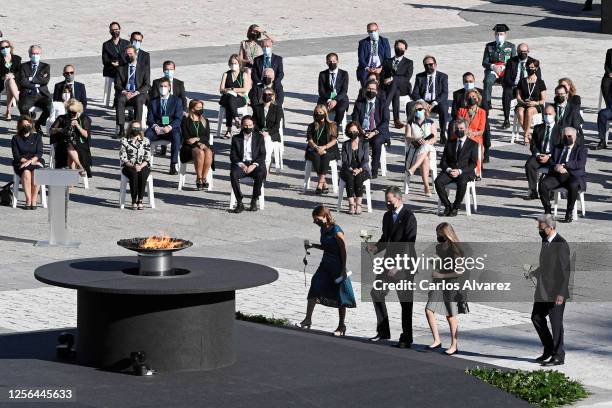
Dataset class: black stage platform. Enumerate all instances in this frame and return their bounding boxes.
[0,321,529,408]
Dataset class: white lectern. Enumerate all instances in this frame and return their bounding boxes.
[34,168,81,247]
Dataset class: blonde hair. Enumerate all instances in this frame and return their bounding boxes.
[558,77,576,97]
[466,89,482,106]
[64,98,83,114]
[312,104,337,137]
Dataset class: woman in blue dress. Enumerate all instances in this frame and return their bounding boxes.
[297,205,356,336]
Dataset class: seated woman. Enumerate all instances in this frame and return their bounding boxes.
[50,99,92,177]
[558,77,581,108]
[11,115,45,209]
[456,89,486,178]
[238,24,275,72]
[0,39,21,120]
[516,58,546,145]
[252,87,283,147]
[180,100,214,190]
[305,105,339,194]
[340,121,370,215]
[119,120,151,210]
[405,99,438,196]
[48,84,71,127]
[218,54,251,139]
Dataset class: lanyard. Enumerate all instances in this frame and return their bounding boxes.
[192,119,201,135]
[314,124,326,144]
[526,80,536,99]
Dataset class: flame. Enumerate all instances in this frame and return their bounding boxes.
[140,233,183,249]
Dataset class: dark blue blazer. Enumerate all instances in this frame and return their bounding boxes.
[356,36,391,84]
[550,144,588,191]
[146,95,183,130]
[53,81,87,109]
[411,71,449,107]
[351,96,390,139]
[251,54,284,88]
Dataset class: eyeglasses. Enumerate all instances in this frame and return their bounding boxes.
[416,108,425,111]
[64,71,74,75]
[0,46,9,50]
[424,63,434,67]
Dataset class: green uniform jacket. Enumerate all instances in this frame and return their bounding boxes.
[482,41,517,73]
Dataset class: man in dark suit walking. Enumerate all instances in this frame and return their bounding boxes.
[251,39,283,99]
[145,77,183,174]
[115,45,150,138]
[53,64,87,109]
[352,80,390,179]
[149,60,187,113]
[368,186,417,348]
[382,39,413,129]
[230,116,267,213]
[317,53,349,131]
[529,214,571,366]
[538,127,587,223]
[356,22,391,87]
[18,45,52,134]
[435,119,478,216]
[524,105,558,200]
[411,55,449,142]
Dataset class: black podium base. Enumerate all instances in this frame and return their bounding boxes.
[77,290,236,372]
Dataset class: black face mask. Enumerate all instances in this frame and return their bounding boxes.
[263,77,272,86]
[554,95,566,104]
[262,94,273,103]
[386,202,395,211]
[20,125,32,134]
[313,219,324,227]
[437,235,447,243]
[131,128,141,135]
[69,110,78,118]
[194,108,204,116]
[365,90,377,99]
[349,131,359,140]
[243,127,254,134]
[394,48,404,56]
[528,68,538,76]
[111,31,120,38]
[468,97,478,106]
[248,32,259,40]
[313,113,325,121]
[456,130,465,138]
[518,52,528,60]
[129,55,137,63]
[563,137,572,146]
[327,63,337,71]
[425,66,435,74]
[538,229,548,240]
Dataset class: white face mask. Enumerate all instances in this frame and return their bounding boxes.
[62,93,71,102]
[464,82,475,90]
[231,63,240,72]
[495,34,505,44]
[544,114,555,125]
[160,86,169,96]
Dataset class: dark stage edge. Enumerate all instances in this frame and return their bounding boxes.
[0,322,530,408]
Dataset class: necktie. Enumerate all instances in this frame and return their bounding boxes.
[368,102,375,131]
[330,72,336,89]
[456,139,463,156]
[128,65,136,91]
[519,61,526,79]
[393,59,400,71]
[32,64,38,73]
[560,147,568,164]
[372,41,378,56]
[392,212,398,223]
[542,126,551,153]
[264,56,271,68]
[427,75,433,95]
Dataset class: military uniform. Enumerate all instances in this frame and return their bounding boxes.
[482,40,516,109]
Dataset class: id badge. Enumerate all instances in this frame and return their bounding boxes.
[330,91,337,100]
[162,116,170,125]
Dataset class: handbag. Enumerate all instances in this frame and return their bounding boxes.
[457,301,470,314]
[0,182,14,206]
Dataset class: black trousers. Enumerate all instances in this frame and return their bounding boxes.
[329,99,349,129]
[430,102,449,142]
[370,277,413,342]
[340,168,369,197]
[525,156,548,193]
[116,93,146,125]
[18,94,51,127]
[122,165,150,202]
[308,151,334,175]
[501,85,515,121]
[435,172,470,209]
[384,80,408,122]
[538,173,580,214]
[531,302,565,360]
[602,75,612,108]
[368,133,387,174]
[219,94,247,128]
[230,163,266,202]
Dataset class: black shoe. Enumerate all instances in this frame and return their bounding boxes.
[475,176,482,181]
[394,341,412,349]
[195,178,203,190]
[442,206,452,217]
[385,139,391,148]
[202,181,209,190]
[535,352,552,363]
[523,191,539,200]
[369,334,390,342]
[501,120,511,129]
[542,357,564,366]
[427,343,442,350]
[35,123,43,135]
[249,200,258,212]
[232,202,245,214]
[564,213,574,223]
[444,348,459,356]
[159,146,167,156]
[595,141,606,150]
[483,151,490,163]
[168,166,178,175]
[116,126,125,139]
[450,208,458,217]
[315,187,322,195]
[322,186,329,194]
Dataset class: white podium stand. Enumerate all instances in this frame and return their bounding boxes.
[34,169,81,247]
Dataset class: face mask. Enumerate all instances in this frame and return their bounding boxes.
[348,131,359,140]
[456,130,465,138]
[69,110,78,118]
[327,63,337,71]
[1,48,9,56]
[62,93,71,102]
[415,110,425,120]
[262,94,273,103]
[369,31,379,41]
[263,77,272,86]
[263,47,271,57]
[314,113,325,121]
[544,114,555,125]
[131,127,141,135]
[468,96,478,106]
[132,40,141,50]
[159,87,169,96]
[111,31,120,38]
[20,124,32,134]
[518,52,528,60]
[164,69,174,79]
[464,82,475,90]
[495,34,505,44]
[231,64,240,72]
[563,137,572,146]
[528,68,537,76]
[30,54,40,64]
[64,73,74,82]
[248,31,259,40]
[366,90,377,99]
[243,127,253,134]
[386,202,396,211]
[425,66,435,74]
[554,95,566,104]
[313,219,325,227]
[538,229,548,240]
[437,236,447,243]
[129,55,137,63]
[194,108,204,115]
[394,48,404,56]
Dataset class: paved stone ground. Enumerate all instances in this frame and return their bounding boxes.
[0,0,611,406]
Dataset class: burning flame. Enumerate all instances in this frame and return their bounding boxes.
[140,233,183,249]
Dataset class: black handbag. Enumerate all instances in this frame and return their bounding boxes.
[0,182,14,206]
[457,301,470,314]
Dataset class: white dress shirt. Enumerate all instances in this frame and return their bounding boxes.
[243,135,253,162]
[425,71,437,105]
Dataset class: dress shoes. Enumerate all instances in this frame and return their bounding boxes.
[501,120,511,129]
[369,334,390,342]
[450,208,458,217]
[542,357,564,366]
[35,123,43,135]
[249,200,258,212]
[394,341,411,349]
[168,166,178,175]
[232,202,245,214]
[394,120,405,129]
[564,214,574,223]
[535,352,552,363]
[115,127,125,139]
[442,206,452,217]
[595,141,606,150]
[523,191,539,200]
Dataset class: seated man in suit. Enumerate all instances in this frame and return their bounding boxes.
[129,31,151,74]
[18,45,52,134]
[145,77,183,174]
[411,55,449,143]
[501,43,538,128]
[150,60,187,113]
[251,39,283,102]
[115,45,150,138]
[352,80,390,179]
[317,53,349,132]
[53,64,87,109]
[435,119,478,216]
[482,24,516,113]
[382,39,413,129]
[601,47,612,109]
[524,105,558,200]
[230,116,267,213]
[250,67,284,107]
[538,127,587,223]
[553,85,583,145]
[356,22,391,87]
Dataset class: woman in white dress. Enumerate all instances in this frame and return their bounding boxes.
[405,99,438,196]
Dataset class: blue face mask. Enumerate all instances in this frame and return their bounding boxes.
[495,34,505,45]
[464,82,475,91]
[263,47,271,57]
[415,110,425,120]
[369,31,379,41]
[1,48,9,57]
[132,40,141,50]
[30,54,40,64]
[164,69,174,79]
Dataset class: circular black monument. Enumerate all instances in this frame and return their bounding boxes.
[34,254,278,372]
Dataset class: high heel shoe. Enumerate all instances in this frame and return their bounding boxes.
[333,324,346,337]
[427,343,442,350]
[348,204,355,215]
[444,347,458,356]
[295,320,311,329]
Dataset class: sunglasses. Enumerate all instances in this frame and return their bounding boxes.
[416,108,425,111]
[64,71,74,75]
[1,46,9,49]
[424,63,434,67]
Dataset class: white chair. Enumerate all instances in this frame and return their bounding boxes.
[404,149,437,194]
[119,172,155,209]
[216,105,249,140]
[437,181,477,216]
[11,172,47,209]
[337,178,372,213]
[511,104,542,144]
[115,105,148,137]
[229,182,265,210]
[177,163,213,191]
[47,144,89,189]
[264,134,283,172]
[553,188,585,219]
[368,143,388,178]
[399,94,411,118]
[103,77,114,108]
[303,159,338,193]
[149,139,180,171]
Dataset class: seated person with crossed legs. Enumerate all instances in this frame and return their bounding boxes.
[524,104,558,200]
